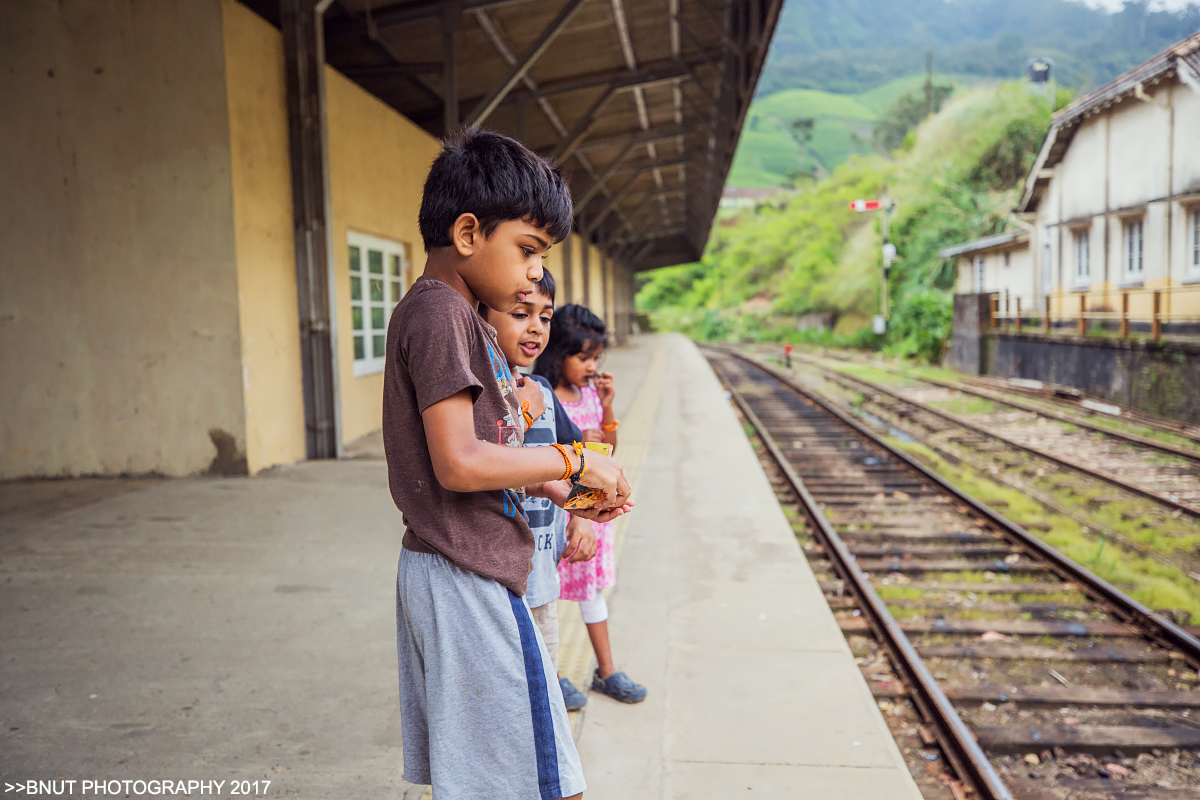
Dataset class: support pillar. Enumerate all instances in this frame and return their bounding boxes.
[282,0,341,459]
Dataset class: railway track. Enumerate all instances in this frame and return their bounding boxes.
[783,351,1200,521]
[705,346,1200,800]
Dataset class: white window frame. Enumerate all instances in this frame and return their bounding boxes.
[1123,217,1144,280]
[973,255,985,292]
[348,231,410,377]
[1189,206,1200,277]
[1073,228,1089,284]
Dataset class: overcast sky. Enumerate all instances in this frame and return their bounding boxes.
[1078,0,1197,9]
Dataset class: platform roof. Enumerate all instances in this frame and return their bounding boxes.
[243,0,782,270]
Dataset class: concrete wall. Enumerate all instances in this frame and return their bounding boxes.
[325,70,441,446]
[985,333,1200,425]
[0,0,248,478]
[946,293,995,374]
[221,0,306,474]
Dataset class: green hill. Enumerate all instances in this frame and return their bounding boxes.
[727,74,952,188]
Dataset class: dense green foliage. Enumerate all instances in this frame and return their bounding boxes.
[874,82,954,151]
[639,83,1060,361]
[759,0,1200,96]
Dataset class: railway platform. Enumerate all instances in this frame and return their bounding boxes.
[571,333,922,799]
[0,333,920,799]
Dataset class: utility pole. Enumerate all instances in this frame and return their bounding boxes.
[924,49,933,118]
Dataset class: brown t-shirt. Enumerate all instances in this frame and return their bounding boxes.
[383,276,533,594]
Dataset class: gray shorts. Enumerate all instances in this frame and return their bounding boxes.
[396,548,584,799]
[529,602,559,671]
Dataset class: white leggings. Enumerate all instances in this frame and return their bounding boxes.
[579,595,609,624]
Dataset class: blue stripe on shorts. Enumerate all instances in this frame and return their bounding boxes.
[508,590,561,800]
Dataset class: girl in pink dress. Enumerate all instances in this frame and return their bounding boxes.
[534,304,647,705]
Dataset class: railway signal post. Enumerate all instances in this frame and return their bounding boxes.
[850,194,898,334]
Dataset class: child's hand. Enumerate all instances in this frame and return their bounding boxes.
[514,376,546,423]
[582,428,606,444]
[571,501,635,524]
[576,450,630,510]
[594,372,616,408]
[561,516,597,563]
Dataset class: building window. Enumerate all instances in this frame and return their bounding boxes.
[1073,229,1089,282]
[1004,251,1011,268]
[1123,218,1143,279]
[973,255,984,292]
[349,232,408,377]
[1190,207,1200,275]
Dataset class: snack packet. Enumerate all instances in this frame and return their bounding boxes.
[562,442,614,510]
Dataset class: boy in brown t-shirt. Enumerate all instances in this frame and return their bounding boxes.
[385,129,632,800]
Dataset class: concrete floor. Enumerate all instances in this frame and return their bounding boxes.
[0,334,919,800]
[575,335,922,800]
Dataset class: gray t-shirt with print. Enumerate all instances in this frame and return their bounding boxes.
[522,376,570,609]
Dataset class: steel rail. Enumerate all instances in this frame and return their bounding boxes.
[807,353,1200,462]
[716,345,1200,668]
[705,349,1015,800]
[795,354,1200,521]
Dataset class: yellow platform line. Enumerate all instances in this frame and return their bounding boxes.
[557,336,667,736]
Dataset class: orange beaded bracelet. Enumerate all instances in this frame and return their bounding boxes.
[601,419,620,432]
[550,442,573,482]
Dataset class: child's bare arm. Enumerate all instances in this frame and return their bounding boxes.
[423,390,631,507]
[594,372,618,448]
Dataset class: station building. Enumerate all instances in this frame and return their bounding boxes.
[944,32,1200,328]
[1,0,779,479]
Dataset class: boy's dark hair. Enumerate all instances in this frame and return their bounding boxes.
[478,269,556,320]
[533,303,607,389]
[419,128,573,251]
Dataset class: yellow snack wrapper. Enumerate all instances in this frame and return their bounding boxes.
[562,442,614,510]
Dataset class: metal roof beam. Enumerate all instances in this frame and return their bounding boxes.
[324,0,532,42]
[574,140,638,210]
[464,0,589,128]
[576,123,691,153]
[550,83,617,166]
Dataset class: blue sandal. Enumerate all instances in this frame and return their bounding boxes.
[559,677,588,711]
[591,669,647,704]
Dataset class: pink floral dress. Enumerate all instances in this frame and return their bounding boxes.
[557,383,615,602]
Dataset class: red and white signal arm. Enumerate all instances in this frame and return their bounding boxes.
[849,199,882,211]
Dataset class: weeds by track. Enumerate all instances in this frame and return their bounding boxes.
[705,346,1200,800]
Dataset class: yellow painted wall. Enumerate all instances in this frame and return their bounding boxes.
[587,244,605,319]
[0,0,248,478]
[325,69,441,445]
[568,235,586,304]
[221,0,306,474]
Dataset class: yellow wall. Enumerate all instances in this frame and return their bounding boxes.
[568,235,586,304]
[0,0,248,478]
[325,69,442,445]
[221,0,306,473]
[587,244,605,319]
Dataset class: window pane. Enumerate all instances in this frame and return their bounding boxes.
[391,281,402,302]
[372,334,385,358]
[351,276,362,301]
[370,279,384,302]
[349,246,361,274]
[352,305,363,331]
[371,306,385,330]
[390,254,402,277]
[354,335,365,360]
[369,250,384,274]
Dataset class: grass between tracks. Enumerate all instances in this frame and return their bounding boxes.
[815,350,1200,453]
[888,438,1200,624]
